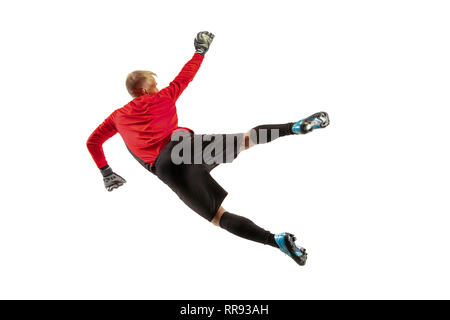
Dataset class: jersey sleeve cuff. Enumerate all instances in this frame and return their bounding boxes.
[100,165,113,177]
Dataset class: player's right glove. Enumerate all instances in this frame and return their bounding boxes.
[100,165,126,192]
[194,31,215,55]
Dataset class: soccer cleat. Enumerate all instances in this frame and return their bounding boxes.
[274,232,308,266]
[292,111,330,134]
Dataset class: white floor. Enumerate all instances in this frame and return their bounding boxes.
[1,0,449,299]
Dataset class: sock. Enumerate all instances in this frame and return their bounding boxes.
[250,123,294,145]
[219,212,278,248]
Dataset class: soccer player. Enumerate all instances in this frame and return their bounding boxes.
[87,31,330,266]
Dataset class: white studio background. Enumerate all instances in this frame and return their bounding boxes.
[0,0,449,299]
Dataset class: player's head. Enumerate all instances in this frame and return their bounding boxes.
[126,70,158,98]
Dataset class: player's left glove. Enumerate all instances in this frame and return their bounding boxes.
[194,31,215,55]
[100,165,126,192]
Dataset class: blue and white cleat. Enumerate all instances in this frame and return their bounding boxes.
[292,111,330,134]
[274,233,308,266]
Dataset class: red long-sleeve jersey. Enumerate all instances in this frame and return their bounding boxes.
[87,53,204,169]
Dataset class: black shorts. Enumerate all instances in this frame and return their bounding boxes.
[150,131,242,221]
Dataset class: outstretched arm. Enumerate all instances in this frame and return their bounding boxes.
[159,31,214,101]
[86,114,126,192]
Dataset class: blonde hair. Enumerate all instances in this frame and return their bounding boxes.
[126,70,157,97]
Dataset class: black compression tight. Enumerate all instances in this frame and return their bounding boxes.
[249,122,294,145]
[219,212,278,248]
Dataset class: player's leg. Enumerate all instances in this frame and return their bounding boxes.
[240,111,330,152]
[174,111,330,171]
[212,206,308,266]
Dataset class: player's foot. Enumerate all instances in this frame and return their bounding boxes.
[292,111,330,134]
[274,232,307,266]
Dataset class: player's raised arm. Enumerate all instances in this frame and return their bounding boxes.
[86,114,126,192]
[160,31,214,101]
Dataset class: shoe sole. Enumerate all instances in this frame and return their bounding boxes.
[285,233,308,266]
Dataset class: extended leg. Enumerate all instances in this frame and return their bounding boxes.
[240,111,330,152]
[175,112,330,169]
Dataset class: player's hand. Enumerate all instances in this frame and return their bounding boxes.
[100,165,127,192]
[194,31,214,55]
